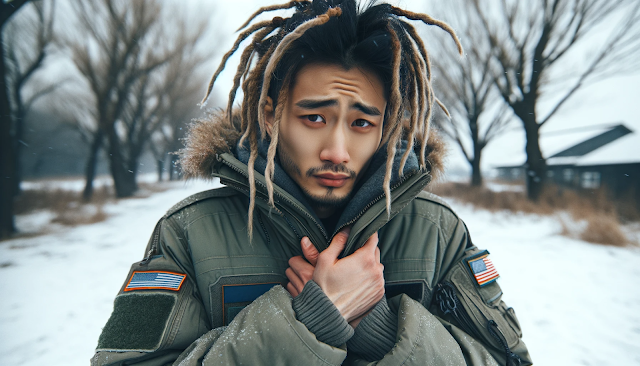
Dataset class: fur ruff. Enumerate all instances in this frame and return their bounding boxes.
[179,109,446,184]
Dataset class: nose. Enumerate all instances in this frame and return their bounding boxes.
[319,124,350,165]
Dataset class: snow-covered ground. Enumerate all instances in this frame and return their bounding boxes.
[1,179,639,365]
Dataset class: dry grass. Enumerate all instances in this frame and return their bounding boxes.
[580,214,628,246]
[428,181,638,246]
[15,186,112,227]
[13,180,177,231]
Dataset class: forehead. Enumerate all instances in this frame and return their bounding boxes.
[289,63,387,107]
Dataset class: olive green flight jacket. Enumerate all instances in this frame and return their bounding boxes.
[92,113,532,365]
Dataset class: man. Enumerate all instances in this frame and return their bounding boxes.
[92,1,532,365]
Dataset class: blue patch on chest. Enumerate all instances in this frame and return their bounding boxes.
[222,282,280,325]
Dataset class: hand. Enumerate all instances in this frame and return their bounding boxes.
[285,228,330,297]
[287,228,384,323]
[285,239,318,297]
[315,231,384,323]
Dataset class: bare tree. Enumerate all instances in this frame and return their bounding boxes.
[119,26,209,186]
[149,53,207,182]
[431,3,511,187]
[470,0,640,200]
[1,0,41,239]
[64,0,207,198]
[4,0,57,195]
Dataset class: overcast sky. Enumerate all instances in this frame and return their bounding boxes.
[193,0,640,178]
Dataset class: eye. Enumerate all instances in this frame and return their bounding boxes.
[304,114,325,123]
[352,119,372,128]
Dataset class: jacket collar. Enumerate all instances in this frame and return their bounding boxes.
[234,133,427,239]
[179,110,446,253]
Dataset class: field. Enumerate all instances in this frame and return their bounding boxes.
[1,178,639,365]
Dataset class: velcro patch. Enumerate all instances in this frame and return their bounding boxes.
[125,271,186,292]
[97,293,175,351]
[222,282,279,325]
[385,281,424,303]
[466,250,500,287]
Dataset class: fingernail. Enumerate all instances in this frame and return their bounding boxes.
[302,237,311,247]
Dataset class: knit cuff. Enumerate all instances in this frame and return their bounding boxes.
[347,296,398,361]
[292,280,354,347]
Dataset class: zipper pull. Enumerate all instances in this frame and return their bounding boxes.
[487,320,522,366]
[435,282,458,315]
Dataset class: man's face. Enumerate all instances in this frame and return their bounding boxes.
[265,63,386,217]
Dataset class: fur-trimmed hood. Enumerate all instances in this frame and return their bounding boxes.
[179,109,448,236]
[179,110,446,183]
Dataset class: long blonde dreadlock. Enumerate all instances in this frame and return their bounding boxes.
[201,0,462,239]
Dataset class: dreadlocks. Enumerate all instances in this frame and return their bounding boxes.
[201,0,462,239]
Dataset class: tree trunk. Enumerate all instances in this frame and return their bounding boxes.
[0,37,16,239]
[156,158,164,182]
[470,149,483,187]
[515,101,546,201]
[107,128,137,198]
[169,154,179,181]
[469,115,483,187]
[12,107,25,196]
[82,129,104,201]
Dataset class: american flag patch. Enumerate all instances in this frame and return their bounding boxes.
[124,271,186,292]
[466,251,499,287]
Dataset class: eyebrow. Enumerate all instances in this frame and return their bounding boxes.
[295,99,382,116]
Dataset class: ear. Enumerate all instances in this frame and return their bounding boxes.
[264,96,275,136]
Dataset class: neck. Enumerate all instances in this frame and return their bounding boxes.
[313,205,337,219]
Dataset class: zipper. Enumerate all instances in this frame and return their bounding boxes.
[139,217,164,266]
[337,171,429,255]
[220,178,303,240]
[332,171,417,238]
[436,281,523,366]
[488,320,523,366]
[217,154,428,251]
[434,281,483,340]
[216,155,326,241]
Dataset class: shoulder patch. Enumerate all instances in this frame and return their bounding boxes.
[465,250,500,287]
[124,271,186,292]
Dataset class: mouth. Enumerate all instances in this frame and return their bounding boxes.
[313,173,351,188]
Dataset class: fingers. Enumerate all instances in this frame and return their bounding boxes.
[288,256,314,285]
[286,267,305,294]
[321,227,351,261]
[286,282,299,297]
[356,231,379,256]
[300,237,319,266]
[375,246,380,263]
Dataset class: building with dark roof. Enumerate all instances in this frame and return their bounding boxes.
[495,124,639,204]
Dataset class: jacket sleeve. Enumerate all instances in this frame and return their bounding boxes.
[91,216,349,366]
[344,215,533,366]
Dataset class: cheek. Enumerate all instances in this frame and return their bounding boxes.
[349,132,382,170]
[280,121,321,168]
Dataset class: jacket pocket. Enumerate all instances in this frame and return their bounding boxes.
[435,263,524,366]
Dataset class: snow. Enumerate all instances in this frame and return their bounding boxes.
[1,181,640,365]
[447,200,640,365]
[20,173,159,192]
[546,128,640,166]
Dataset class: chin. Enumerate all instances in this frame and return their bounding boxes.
[303,186,353,208]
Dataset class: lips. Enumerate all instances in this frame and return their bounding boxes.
[313,173,351,188]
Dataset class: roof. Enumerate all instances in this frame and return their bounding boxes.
[496,123,640,168]
[548,125,632,158]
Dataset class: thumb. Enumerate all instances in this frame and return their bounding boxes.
[301,237,319,266]
[322,227,351,260]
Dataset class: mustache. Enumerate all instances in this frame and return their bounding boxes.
[306,163,356,178]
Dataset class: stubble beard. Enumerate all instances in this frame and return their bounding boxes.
[278,151,355,210]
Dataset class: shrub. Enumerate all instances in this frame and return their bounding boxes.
[428,181,637,246]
